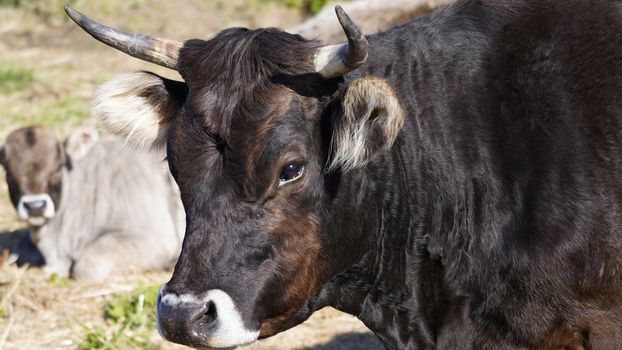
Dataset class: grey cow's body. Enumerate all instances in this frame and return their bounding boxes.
[38,140,185,280]
[1,126,185,281]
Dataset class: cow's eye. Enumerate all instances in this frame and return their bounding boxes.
[279,163,304,186]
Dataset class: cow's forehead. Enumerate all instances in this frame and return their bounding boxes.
[174,93,313,168]
[175,27,319,138]
[181,83,316,150]
[5,127,59,161]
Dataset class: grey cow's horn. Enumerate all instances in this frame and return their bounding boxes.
[64,5,182,70]
[313,5,369,78]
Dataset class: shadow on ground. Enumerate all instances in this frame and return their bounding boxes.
[0,228,44,266]
[308,332,384,350]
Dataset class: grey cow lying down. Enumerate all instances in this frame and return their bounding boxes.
[0,126,185,281]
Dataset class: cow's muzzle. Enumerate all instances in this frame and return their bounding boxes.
[156,288,259,348]
[17,193,56,226]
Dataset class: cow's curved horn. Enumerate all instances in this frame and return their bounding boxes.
[64,5,182,70]
[313,5,368,78]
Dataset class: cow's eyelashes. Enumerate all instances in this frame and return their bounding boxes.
[278,163,305,187]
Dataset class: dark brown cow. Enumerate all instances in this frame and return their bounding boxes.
[67,1,622,349]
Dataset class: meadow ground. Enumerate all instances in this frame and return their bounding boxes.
[0,1,386,349]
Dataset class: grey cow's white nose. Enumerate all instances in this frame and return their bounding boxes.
[17,193,56,225]
[156,288,259,348]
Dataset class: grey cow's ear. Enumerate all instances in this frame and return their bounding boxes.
[92,71,187,152]
[64,127,99,162]
[328,76,405,172]
[0,145,5,167]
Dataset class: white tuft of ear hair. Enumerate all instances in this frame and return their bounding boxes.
[329,76,404,172]
[64,127,99,161]
[92,72,170,151]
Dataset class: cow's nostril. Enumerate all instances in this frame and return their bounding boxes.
[24,200,47,216]
[203,301,217,325]
[24,199,46,211]
[191,301,218,335]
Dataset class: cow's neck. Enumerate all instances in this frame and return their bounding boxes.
[314,132,483,349]
[58,166,72,215]
[313,14,493,349]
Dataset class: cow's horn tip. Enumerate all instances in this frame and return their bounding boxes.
[334,5,345,17]
[64,4,81,22]
[64,4,74,15]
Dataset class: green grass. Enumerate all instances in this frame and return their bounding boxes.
[103,284,158,329]
[0,93,90,132]
[0,0,80,21]
[41,94,91,127]
[77,284,160,350]
[77,325,113,350]
[0,65,34,94]
[48,273,70,287]
[9,0,336,17]
[273,0,332,14]
[0,0,145,23]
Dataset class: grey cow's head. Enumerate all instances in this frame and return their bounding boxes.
[66,5,405,349]
[0,126,98,235]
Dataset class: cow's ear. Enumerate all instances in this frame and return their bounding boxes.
[328,76,404,172]
[92,71,187,152]
[64,127,99,162]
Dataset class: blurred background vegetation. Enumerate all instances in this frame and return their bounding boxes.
[0,0,331,18]
[0,0,330,138]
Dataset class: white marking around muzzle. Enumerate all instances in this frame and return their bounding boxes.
[17,193,56,226]
[157,288,260,348]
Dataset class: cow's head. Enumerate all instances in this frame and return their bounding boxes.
[66,6,404,348]
[0,126,98,234]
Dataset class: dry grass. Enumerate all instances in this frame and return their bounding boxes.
[0,261,382,350]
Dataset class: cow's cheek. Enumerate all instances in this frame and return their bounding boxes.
[5,173,22,208]
[259,211,323,336]
[47,174,62,207]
